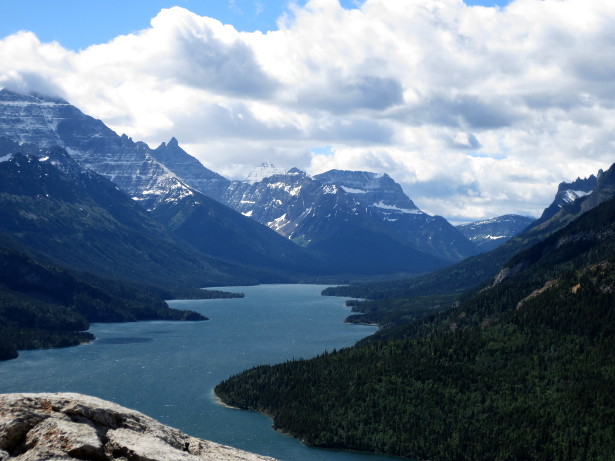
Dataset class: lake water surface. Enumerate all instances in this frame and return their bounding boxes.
[0,284,402,461]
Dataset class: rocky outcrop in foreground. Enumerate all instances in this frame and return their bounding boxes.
[0,393,276,461]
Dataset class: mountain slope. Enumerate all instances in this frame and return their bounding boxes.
[315,170,478,261]
[0,238,206,361]
[324,162,615,302]
[0,141,254,287]
[219,168,450,274]
[0,89,327,275]
[149,185,329,275]
[456,214,535,252]
[145,144,476,271]
[215,196,615,461]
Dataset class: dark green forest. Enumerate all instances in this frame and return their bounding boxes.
[0,242,229,360]
[216,197,615,460]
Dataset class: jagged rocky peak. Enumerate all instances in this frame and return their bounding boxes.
[151,137,230,201]
[287,167,307,177]
[556,174,598,205]
[152,137,226,182]
[245,162,289,184]
[0,393,276,461]
[537,172,599,224]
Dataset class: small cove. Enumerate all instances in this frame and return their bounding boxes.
[0,284,402,461]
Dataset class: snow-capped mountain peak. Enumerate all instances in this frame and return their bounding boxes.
[245,162,289,184]
[314,169,422,213]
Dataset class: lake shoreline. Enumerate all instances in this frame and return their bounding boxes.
[0,284,398,461]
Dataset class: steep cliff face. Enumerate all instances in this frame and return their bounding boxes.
[0,89,186,211]
[534,174,598,226]
[0,393,276,461]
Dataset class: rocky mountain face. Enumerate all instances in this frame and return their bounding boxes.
[0,88,482,276]
[536,174,598,225]
[0,89,179,211]
[529,165,614,238]
[0,393,276,461]
[456,214,536,252]
[315,170,478,261]
[218,167,450,274]
[151,137,230,201]
[0,139,254,287]
[0,89,326,276]
[155,153,477,265]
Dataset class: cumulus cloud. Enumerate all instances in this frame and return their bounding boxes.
[1,0,614,222]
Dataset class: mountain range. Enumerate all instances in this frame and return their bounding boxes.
[1,87,610,361]
[2,86,614,460]
[323,161,615,307]
[0,88,497,278]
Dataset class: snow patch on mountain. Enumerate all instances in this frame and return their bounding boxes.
[456,214,535,252]
[373,201,424,215]
[341,186,368,194]
[266,182,303,197]
[561,189,591,205]
[323,184,339,195]
[268,213,289,231]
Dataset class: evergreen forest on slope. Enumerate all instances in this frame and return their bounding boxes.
[215,196,615,460]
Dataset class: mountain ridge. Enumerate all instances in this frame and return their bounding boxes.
[456,214,535,252]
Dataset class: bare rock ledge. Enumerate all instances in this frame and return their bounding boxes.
[0,393,277,461]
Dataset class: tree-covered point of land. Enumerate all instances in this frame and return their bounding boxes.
[0,241,212,360]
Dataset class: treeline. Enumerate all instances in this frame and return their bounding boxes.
[160,287,245,300]
[215,198,615,460]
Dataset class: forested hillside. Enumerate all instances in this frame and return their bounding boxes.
[0,240,223,360]
[323,163,615,327]
[216,197,615,460]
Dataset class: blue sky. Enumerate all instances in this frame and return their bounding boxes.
[1,0,511,50]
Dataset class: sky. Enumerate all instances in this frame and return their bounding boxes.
[0,0,612,223]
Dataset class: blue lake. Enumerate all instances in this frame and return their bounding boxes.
[0,284,402,461]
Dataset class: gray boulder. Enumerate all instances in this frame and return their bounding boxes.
[0,393,276,461]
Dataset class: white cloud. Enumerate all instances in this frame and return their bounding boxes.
[1,0,614,222]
